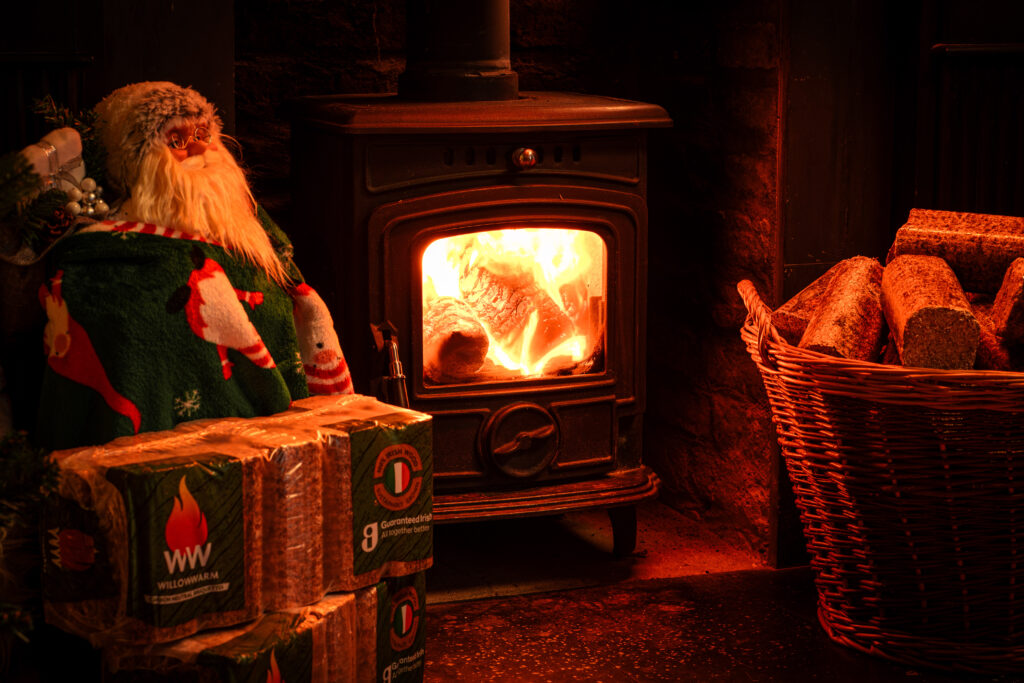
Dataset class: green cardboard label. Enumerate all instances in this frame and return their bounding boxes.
[198,612,314,683]
[41,494,118,601]
[325,414,433,576]
[105,453,245,627]
[376,573,427,683]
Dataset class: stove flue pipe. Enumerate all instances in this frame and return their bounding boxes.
[398,0,519,101]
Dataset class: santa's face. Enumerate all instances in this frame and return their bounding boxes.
[164,120,217,167]
[121,117,289,284]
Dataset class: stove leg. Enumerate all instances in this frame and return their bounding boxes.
[608,505,637,557]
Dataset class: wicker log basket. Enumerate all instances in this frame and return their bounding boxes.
[738,278,1024,675]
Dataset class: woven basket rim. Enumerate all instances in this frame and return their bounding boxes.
[737,279,1024,409]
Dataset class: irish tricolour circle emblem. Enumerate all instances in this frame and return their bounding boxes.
[373,444,423,511]
[389,586,421,651]
[386,460,412,496]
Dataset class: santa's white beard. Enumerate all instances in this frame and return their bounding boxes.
[123,144,289,285]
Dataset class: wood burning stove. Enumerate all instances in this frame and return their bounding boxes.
[287,0,670,554]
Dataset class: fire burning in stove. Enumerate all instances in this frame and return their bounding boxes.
[421,228,607,384]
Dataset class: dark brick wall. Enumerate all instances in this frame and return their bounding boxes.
[236,0,781,559]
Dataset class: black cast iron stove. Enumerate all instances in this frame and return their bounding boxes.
[288,0,670,554]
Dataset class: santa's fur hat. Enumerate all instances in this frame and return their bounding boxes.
[94,82,222,195]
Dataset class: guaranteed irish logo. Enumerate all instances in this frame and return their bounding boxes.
[373,444,423,511]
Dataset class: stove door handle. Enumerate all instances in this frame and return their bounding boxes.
[492,424,556,456]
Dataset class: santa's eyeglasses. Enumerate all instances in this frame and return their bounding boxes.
[166,126,212,150]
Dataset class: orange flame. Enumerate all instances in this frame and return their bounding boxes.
[266,650,283,683]
[164,476,208,551]
[422,228,606,380]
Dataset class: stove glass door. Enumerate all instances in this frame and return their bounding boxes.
[421,227,607,384]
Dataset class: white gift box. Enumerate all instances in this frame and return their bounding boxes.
[20,127,85,193]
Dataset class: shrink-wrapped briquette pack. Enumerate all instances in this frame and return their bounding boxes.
[103,573,427,683]
[43,394,432,647]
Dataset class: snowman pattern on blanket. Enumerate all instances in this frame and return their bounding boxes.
[290,283,354,394]
[167,246,276,379]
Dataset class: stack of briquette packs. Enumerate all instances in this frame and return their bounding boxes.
[42,393,432,683]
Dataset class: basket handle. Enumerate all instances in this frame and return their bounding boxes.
[737,279,783,368]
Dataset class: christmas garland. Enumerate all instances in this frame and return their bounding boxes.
[0,96,106,261]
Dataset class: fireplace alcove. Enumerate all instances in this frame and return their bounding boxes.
[2,0,1022,570]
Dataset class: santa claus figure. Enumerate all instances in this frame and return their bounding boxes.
[36,82,352,450]
[95,81,290,284]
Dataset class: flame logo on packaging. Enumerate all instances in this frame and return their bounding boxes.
[163,476,212,574]
[389,586,420,651]
[373,444,423,511]
[47,527,96,571]
[266,650,283,683]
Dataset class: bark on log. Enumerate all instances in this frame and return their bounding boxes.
[887,208,1024,293]
[881,255,980,369]
[798,256,886,361]
[422,296,489,384]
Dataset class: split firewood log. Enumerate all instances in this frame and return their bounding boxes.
[887,208,1024,293]
[975,321,1016,371]
[798,256,886,361]
[990,257,1024,344]
[881,254,980,369]
[459,259,574,367]
[772,265,840,345]
[969,298,1021,371]
[422,296,489,384]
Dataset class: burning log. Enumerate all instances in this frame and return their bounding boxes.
[798,256,886,361]
[422,296,489,383]
[887,208,1024,293]
[558,278,591,332]
[459,258,574,368]
[881,255,980,369]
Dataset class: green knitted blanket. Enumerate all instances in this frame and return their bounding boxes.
[36,220,311,450]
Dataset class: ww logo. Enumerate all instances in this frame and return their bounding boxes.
[163,476,212,575]
[163,543,213,574]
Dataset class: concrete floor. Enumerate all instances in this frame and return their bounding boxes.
[424,501,1017,682]
[9,500,1018,681]
[426,499,763,604]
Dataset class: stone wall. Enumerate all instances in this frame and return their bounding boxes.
[236,0,781,559]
